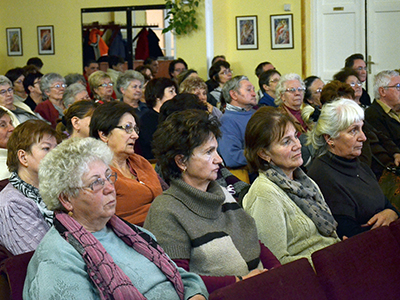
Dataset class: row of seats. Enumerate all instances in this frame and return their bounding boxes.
[210,218,400,300]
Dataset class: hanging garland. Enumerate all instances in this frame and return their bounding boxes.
[163,0,201,35]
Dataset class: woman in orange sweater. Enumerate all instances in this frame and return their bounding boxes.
[90,101,163,226]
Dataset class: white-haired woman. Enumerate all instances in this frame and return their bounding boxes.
[116,70,148,118]
[35,73,66,128]
[308,98,399,238]
[275,73,308,133]
[23,137,208,300]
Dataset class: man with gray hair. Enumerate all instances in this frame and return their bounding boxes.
[218,75,257,168]
[365,70,400,147]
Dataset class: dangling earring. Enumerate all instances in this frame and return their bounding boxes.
[68,211,73,217]
[182,167,187,173]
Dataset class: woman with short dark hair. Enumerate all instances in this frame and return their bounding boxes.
[90,101,163,226]
[138,77,177,159]
[145,109,281,294]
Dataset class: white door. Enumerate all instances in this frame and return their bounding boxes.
[312,0,400,98]
[312,0,365,82]
[366,0,400,95]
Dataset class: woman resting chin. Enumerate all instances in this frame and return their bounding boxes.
[308,98,399,238]
[23,137,207,300]
[144,110,281,294]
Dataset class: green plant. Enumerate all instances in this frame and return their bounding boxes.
[163,0,200,35]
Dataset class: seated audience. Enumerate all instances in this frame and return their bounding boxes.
[258,69,281,107]
[90,101,163,226]
[365,70,400,148]
[0,120,60,255]
[0,108,15,180]
[62,83,90,108]
[143,57,159,77]
[169,58,188,82]
[302,76,324,122]
[135,64,154,85]
[177,69,198,86]
[333,68,363,104]
[107,55,126,98]
[83,59,99,97]
[180,76,222,120]
[211,55,226,65]
[5,67,27,102]
[26,57,43,72]
[88,71,115,103]
[308,99,399,238]
[23,137,207,300]
[275,73,308,133]
[344,53,370,106]
[145,110,281,293]
[207,61,232,107]
[138,77,177,159]
[117,70,148,118]
[320,80,355,105]
[0,75,38,124]
[56,100,97,139]
[243,107,339,265]
[218,76,257,168]
[35,73,66,128]
[23,72,43,111]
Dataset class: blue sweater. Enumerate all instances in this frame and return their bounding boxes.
[218,109,255,168]
[259,92,277,107]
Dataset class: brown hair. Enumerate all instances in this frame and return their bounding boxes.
[320,80,355,105]
[179,76,207,94]
[245,106,294,173]
[7,120,61,172]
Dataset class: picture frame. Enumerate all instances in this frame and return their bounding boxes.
[236,16,258,50]
[270,14,294,50]
[6,28,23,56]
[37,25,55,55]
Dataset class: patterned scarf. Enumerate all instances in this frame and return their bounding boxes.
[54,212,185,300]
[264,166,337,237]
[9,172,53,226]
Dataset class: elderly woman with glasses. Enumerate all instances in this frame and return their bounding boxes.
[0,107,15,181]
[308,99,399,238]
[88,71,115,103]
[333,68,363,106]
[62,83,90,108]
[116,70,148,118]
[0,120,60,255]
[23,137,208,300]
[35,73,66,128]
[0,75,39,125]
[207,61,233,108]
[90,101,164,226]
[275,73,308,133]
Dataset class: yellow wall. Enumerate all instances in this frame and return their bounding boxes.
[1,0,309,87]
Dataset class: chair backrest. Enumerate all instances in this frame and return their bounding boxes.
[312,226,400,300]
[0,251,34,300]
[209,258,328,300]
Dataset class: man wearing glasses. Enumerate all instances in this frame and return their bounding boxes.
[345,53,371,107]
[365,70,400,148]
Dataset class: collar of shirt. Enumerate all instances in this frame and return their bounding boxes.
[377,99,400,123]
[225,103,247,112]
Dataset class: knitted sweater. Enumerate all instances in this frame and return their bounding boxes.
[243,172,339,265]
[144,179,280,271]
[0,183,50,255]
[218,109,255,168]
[111,154,162,226]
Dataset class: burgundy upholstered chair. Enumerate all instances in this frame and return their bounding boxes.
[209,258,328,300]
[312,226,400,300]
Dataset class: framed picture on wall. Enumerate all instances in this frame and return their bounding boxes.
[37,26,55,55]
[236,16,258,50]
[270,14,294,49]
[6,28,23,56]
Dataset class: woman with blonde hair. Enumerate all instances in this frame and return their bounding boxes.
[88,71,115,103]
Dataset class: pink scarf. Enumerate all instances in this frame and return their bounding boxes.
[54,212,184,300]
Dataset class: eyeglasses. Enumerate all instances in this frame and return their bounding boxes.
[349,82,362,87]
[80,171,117,192]
[50,83,67,89]
[269,79,280,84]
[14,79,23,85]
[313,88,323,94]
[115,123,140,135]
[285,87,306,94]
[98,82,114,87]
[0,87,14,96]
[219,69,233,76]
[355,67,367,71]
[384,83,400,91]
